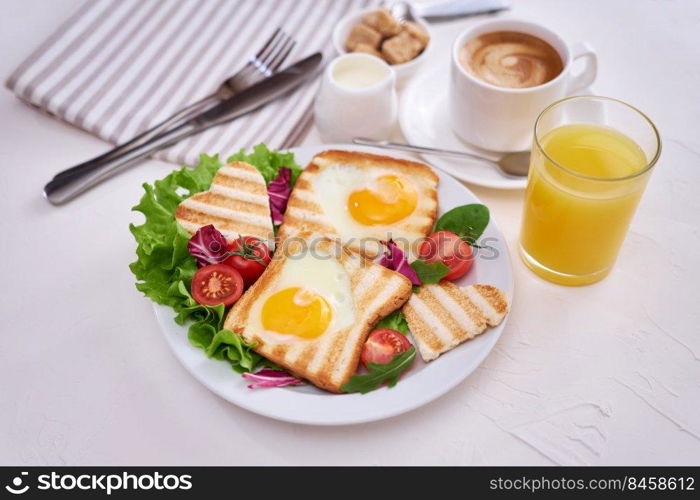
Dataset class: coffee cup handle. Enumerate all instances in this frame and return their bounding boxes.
[568,41,597,93]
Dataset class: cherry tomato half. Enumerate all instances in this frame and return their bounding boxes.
[361,329,411,367]
[417,230,473,281]
[191,264,244,307]
[223,236,271,288]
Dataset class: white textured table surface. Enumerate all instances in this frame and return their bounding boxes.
[1,0,699,465]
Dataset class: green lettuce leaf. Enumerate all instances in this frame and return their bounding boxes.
[129,153,266,374]
[206,329,277,374]
[228,143,303,185]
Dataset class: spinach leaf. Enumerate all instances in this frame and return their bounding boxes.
[435,204,490,244]
[410,259,450,284]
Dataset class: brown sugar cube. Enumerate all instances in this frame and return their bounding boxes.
[381,31,423,65]
[345,24,382,51]
[362,8,402,37]
[353,43,383,59]
[403,21,430,49]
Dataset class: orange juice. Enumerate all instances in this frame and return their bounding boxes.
[520,123,649,285]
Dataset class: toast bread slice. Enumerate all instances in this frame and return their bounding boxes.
[403,282,509,361]
[277,150,438,259]
[176,161,273,243]
[224,237,413,392]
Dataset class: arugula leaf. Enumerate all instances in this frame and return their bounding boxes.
[129,153,265,374]
[410,259,450,284]
[434,204,490,244]
[228,143,303,185]
[341,347,416,394]
[375,310,410,335]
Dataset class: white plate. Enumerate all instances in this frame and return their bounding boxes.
[399,64,595,190]
[153,144,514,425]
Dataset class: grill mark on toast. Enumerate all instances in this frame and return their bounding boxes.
[286,207,328,225]
[293,344,317,372]
[217,163,265,182]
[357,270,386,307]
[289,194,322,212]
[314,266,383,378]
[187,191,269,214]
[209,183,269,205]
[212,175,267,195]
[403,216,435,230]
[416,286,470,342]
[293,177,314,191]
[179,198,271,226]
[403,297,447,357]
[349,266,381,302]
[267,344,287,360]
[290,189,317,203]
[404,283,509,361]
[176,205,271,239]
[344,239,383,260]
[468,284,509,325]
[409,292,455,347]
[313,150,438,179]
[435,283,487,336]
[315,328,349,382]
[279,213,336,237]
[175,161,272,243]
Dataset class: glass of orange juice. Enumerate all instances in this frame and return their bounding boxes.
[519,96,661,285]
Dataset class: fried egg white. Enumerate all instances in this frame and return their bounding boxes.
[248,249,355,341]
[311,163,426,245]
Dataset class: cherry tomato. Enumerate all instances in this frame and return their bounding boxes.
[223,236,271,287]
[361,329,411,367]
[418,230,473,281]
[191,264,244,307]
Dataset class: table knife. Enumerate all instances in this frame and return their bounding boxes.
[44,52,323,205]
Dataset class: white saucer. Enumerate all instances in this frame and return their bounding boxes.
[399,63,594,190]
[399,66,526,189]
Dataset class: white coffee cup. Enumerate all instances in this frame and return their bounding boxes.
[314,53,397,143]
[450,19,597,152]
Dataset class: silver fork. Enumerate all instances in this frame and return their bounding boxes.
[51,28,295,182]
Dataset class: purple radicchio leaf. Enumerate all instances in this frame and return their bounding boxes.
[267,167,292,225]
[187,224,228,267]
[242,368,304,389]
[379,239,421,286]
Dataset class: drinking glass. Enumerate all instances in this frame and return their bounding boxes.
[519,96,661,285]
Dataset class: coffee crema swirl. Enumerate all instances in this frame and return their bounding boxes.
[460,31,563,89]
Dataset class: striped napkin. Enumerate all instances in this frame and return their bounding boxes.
[5,0,379,166]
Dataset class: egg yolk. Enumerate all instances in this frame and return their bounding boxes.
[261,287,332,338]
[348,175,418,225]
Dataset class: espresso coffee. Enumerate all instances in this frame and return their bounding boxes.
[459,31,563,89]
